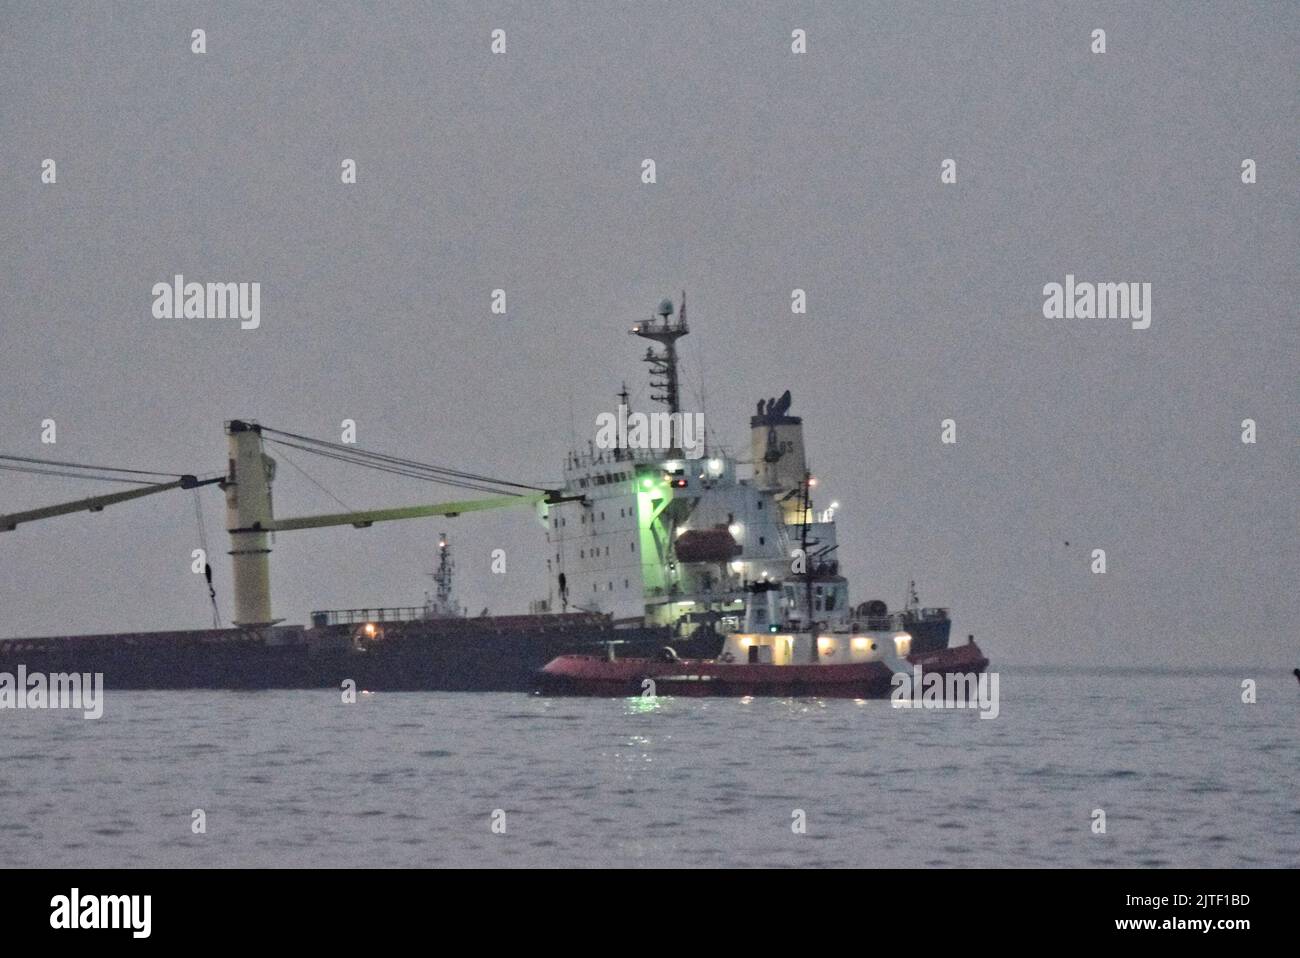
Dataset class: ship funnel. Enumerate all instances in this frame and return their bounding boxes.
[750,391,807,523]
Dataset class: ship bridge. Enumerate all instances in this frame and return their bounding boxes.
[540,296,845,638]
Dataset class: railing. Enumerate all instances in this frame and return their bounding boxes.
[309,607,617,631]
[563,447,665,472]
[915,607,951,621]
[843,609,951,632]
[310,607,429,627]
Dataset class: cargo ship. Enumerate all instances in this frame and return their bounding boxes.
[0,296,973,691]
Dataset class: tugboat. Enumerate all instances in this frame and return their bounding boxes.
[537,631,988,698]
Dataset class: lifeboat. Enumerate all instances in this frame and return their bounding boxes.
[672,527,741,564]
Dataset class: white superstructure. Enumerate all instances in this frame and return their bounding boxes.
[538,297,847,634]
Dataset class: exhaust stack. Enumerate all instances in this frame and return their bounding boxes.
[750,391,807,526]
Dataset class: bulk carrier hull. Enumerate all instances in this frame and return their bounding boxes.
[0,615,725,692]
[0,613,952,692]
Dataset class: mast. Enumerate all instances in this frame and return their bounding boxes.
[801,470,818,662]
[630,294,689,438]
[426,533,456,618]
[699,357,708,458]
[225,420,279,627]
[615,382,630,461]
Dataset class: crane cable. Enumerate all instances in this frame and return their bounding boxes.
[192,490,221,629]
[262,438,524,497]
[268,434,544,491]
[271,444,355,512]
[0,463,161,485]
[0,452,225,626]
[0,453,188,480]
[258,426,547,495]
[0,454,224,495]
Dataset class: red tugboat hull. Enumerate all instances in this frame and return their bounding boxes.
[538,640,989,698]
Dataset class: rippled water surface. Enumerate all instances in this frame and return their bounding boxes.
[1,670,1296,867]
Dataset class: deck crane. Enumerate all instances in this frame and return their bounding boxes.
[0,420,580,629]
[0,474,224,531]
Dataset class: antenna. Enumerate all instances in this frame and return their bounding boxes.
[629,294,691,458]
[425,534,457,618]
[698,354,708,457]
[798,471,823,662]
[630,294,689,418]
[567,388,577,463]
[615,382,631,460]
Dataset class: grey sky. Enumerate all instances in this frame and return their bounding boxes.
[1,2,1295,666]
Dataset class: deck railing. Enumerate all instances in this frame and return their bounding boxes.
[310,607,428,627]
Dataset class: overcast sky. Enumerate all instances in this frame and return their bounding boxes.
[1,2,1295,666]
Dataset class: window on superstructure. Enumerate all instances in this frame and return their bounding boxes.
[580,549,584,558]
